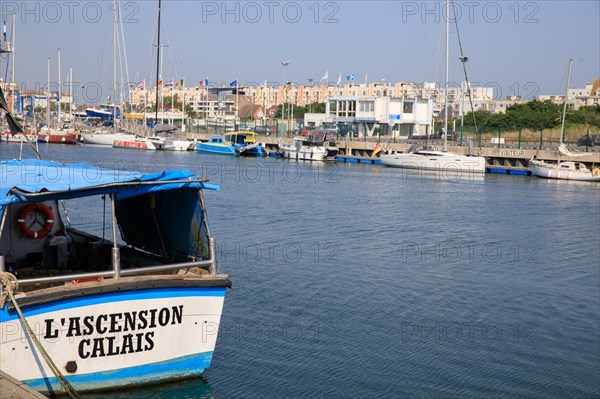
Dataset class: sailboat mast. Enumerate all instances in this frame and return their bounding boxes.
[443,0,449,153]
[155,0,161,124]
[11,14,15,113]
[113,0,117,134]
[57,48,61,124]
[560,58,573,144]
[46,57,50,128]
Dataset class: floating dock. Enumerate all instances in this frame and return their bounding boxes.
[0,371,47,399]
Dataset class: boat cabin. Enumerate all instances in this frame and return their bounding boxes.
[223,132,257,146]
[0,160,221,291]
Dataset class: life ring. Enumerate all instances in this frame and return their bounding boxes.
[17,203,55,239]
[593,168,600,176]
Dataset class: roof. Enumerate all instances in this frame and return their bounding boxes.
[0,159,219,210]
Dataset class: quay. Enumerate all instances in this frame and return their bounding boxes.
[0,371,47,399]
[188,133,600,174]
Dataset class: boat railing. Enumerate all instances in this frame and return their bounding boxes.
[0,237,219,287]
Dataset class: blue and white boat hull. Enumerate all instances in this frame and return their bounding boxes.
[0,280,227,395]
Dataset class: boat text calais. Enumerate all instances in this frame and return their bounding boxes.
[0,159,231,396]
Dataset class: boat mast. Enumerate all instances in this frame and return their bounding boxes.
[155,0,161,124]
[46,57,50,129]
[443,0,449,153]
[57,48,61,124]
[560,58,573,145]
[113,0,117,134]
[11,14,15,113]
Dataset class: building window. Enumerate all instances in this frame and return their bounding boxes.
[359,101,374,112]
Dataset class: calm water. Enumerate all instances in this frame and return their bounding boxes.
[2,143,599,398]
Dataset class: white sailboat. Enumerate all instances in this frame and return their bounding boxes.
[529,59,600,182]
[382,0,486,173]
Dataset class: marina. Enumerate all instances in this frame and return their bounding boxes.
[1,143,598,398]
[0,0,599,397]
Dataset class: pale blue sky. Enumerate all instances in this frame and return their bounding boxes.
[3,1,599,104]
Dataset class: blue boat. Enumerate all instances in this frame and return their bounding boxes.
[0,159,231,396]
[196,131,265,156]
[84,103,121,120]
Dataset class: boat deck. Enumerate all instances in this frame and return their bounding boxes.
[0,371,47,399]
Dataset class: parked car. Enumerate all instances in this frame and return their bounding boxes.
[253,126,271,135]
[576,134,600,147]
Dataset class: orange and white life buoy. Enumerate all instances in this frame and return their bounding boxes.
[17,203,55,239]
[593,168,600,176]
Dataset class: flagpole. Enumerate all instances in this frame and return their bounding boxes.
[235,78,239,128]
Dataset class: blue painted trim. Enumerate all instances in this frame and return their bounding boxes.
[1,287,226,321]
[23,351,213,395]
[195,143,236,155]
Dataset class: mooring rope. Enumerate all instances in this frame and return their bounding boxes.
[0,272,81,399]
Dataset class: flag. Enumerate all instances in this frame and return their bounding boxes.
[321,70,328,81]
[199,80,204,87]
[157,80,163,88]
[285,82,293,92]
[372,143,382,157]
[165,79,174,87]
[175,79,184,87]
[230,80,238,87]
[336,73,341,86]
[346,74,355,82]
[136,81,144,89]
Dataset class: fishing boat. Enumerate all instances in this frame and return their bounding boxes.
[529,59,600,182]
[0,158,231,396]
[279,130,338,161]
[381,0,486,173]
[196,131,265,156]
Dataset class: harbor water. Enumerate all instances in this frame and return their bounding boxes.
[1,144,599,398]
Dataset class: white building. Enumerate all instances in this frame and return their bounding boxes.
[306,95,434,137]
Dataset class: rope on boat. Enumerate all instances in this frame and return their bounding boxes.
[0,272,82,399]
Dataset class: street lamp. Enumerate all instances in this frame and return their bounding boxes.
[281,61,289,133]
[459,56,469,142]
[307,78,314,113]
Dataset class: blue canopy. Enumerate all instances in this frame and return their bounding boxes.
[0,159,219,211]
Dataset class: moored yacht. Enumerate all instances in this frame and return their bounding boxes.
[381,145,486,173]
[279,131,338,161]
